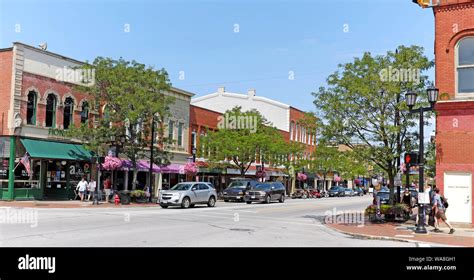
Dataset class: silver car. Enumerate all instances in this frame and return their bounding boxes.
[158,182,217,209]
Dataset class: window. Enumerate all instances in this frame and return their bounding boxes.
[45,94,57,128]
[168,121,174,140]
[457,37,474,95]
[290,121,294,140]
[191,130,197,149]
[26,91,37,125]
[177,123,183,146]
[81,101,89,124]
[198,184,209,190]
[63,97,74,129]
[295,123,299,142]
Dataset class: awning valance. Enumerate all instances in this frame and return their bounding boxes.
[20,139,93,161]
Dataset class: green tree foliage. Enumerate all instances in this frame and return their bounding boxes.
[313,45,433,203]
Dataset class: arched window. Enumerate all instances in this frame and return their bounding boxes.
[63,97,74,129]
[45,94,57,128]
[26,91,37,125]
[80,101,89,124]
[457,37,474,95]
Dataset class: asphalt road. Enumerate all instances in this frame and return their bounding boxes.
[0,196,419,247]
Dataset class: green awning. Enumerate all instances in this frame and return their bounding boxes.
[20,139,93,161]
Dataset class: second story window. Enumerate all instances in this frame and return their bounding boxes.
[177,123,183,146]
[168,120,174,141]
[63,97,74,129]
[457,37,474,95]
[81,101,89,124]
[290,121,294,141]
[26,91,37,125]
[45,94,57,128]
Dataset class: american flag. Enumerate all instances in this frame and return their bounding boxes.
[20,152,31,176]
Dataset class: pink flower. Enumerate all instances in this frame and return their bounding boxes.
[297,173,307,181]
[184,162,198,175]
[102,156,122,170]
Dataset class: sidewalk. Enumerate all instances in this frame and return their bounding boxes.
[0,200,158,209]
[326,218,474,247]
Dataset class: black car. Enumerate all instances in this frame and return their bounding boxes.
[328,187,345,197]
[353,187,364,196]
[244,182,286,204]
[376,191,390,205]
[222,180,258,202]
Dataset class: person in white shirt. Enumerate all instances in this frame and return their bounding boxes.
[76,177,88,201]
[87,178,97,202]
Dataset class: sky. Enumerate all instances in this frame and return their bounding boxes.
[0,0,436,137]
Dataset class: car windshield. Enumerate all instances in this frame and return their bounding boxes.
[345,188,351,191]
[171,183,192,191]
[227,181,248,189]
[377,192,390,199]
[254,184,270,190]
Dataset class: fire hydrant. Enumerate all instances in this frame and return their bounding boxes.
[114,193,120,206]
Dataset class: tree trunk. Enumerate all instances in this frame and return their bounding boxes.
[132,170,138,190]
[388,166,395,205]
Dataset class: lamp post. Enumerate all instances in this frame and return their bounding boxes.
[192,146,197,163]
[405,87,439,234]
[149,115,156,203]
[404,136,411,190]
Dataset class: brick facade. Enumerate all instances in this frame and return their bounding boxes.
[432,0,474,223]
[0,49,13,135]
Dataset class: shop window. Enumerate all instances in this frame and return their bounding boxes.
[63,97,74,129]
[26,91,37,125]
[457,37,474,95]
[45,94,57,128]
[81,101,89,124]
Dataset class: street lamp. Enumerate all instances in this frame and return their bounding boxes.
[405,87,439,234]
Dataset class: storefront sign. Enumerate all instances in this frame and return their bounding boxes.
[48,128,67,138]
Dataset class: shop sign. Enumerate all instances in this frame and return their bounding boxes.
[48,128,67,138]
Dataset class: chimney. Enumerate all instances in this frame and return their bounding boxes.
[217,86,225,94]
[247,89,256,98]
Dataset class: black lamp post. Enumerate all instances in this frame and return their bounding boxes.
[405,87,439,234]
[192,146,197,163]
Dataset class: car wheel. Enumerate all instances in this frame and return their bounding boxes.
[207,196,216,207]
[181,197,191,209]
[224,199,229,202]
[160,204,168,208]
[279,194,285,203]
[265,195,271,204]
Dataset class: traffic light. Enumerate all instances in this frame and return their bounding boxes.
[404,152,419,165]
[412,0,431,8]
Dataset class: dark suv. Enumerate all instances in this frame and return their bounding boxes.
[222,180,259,202]
[328,186,345,197]
[244,182,286,204]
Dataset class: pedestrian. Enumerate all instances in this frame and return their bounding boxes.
[76,176,88,202]
[402,188,411,207]
[87,178,97,202]
[104,176,112,203]
[432,188,455,234]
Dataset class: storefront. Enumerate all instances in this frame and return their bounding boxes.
[0,136,93,200]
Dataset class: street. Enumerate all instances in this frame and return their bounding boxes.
[0,196,423,247]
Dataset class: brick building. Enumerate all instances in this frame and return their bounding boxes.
[189,87,317,191]
[417,0,474,224]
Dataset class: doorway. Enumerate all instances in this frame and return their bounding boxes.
[444,172,472,223]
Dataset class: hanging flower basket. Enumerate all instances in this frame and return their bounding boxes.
[334,175,342,183]
[256,170,267,178]
[354,179,361,186]
[297,173,307,182]
[101,156,122,171]
[184,162,198,176]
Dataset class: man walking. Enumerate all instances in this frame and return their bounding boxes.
[76,176,88,202]
[87,178,97,202]
[104,176,112,203]
[432,188,455,234]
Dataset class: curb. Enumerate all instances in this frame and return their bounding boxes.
[326,224,460,247]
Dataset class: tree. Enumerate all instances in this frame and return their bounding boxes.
[200,106,296,176]
[70,57,175,190]
[313,45,433,204]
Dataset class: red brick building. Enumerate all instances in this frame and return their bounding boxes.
[420,0,474,224]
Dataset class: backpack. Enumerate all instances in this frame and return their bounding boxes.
[440,196,449,209]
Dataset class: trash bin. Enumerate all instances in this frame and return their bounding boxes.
[120,193,131,205]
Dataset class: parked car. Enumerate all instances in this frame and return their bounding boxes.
[376,191,390,205]
[244,182,286,204]
[328,187,345,197]
[158,182,217,209]
[344,188,355,196]
[353,187,364,196]
[222,180,259,202]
